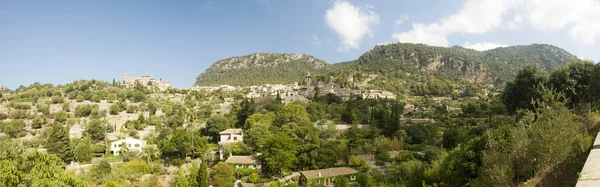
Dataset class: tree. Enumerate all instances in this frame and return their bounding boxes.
[109,104,120,115]
[93,160,112,178]
[275,104,310,126]
[211,162,235,187]
[31,116,45,129]
[196,159,209,187]
[236,99,256,128]
[142,145,159,163]
[160,129,208,159]
[502,65,547,114]
[17,151,88,186]
[2,120,26,138]
[260,132,298,176]
[71,138,93,163]
[548,60,595,108]
[54,110,68,123]
[86,119,106,142]
[76,95,85,102]
[91,95,102,103]
[203,115,232,142]
[46,123,73,163]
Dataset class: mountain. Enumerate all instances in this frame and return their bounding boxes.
[194,43,578,87]
[334,43,578,84]
[194,53,329,86]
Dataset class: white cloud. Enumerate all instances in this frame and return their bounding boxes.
[523,0,600,44]
[507,16,523,30]
[462,42,508,51]
[393,24,449,47]
[392,0,518,46]
[393,0,600,46]
[395,16,408,26]
[377,42,395,46]
[312,35,322,46]
[326,0,380,51]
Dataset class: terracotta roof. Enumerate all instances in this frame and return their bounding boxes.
[300,167,358,179]
[225,156,258,164]
[219,128,243,135]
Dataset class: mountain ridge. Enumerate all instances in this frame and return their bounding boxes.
[194,43,579,86]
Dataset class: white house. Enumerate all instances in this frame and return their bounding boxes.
[110,137,143,156]
[219,128,243,144]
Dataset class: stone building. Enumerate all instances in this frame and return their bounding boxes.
[123,74,171,91]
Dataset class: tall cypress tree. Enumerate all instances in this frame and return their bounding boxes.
[196,159,209,187]
[47,122,73,163]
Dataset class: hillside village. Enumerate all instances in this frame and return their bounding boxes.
[1,43,599,187]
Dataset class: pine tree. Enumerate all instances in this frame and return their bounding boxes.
[197,159,209,187]
[47,123,73,163]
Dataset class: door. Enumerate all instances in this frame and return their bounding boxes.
[325,178,329,186]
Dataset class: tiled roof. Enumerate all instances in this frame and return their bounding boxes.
[219,128,243,135]
[300,167,358,179]
[225,156,258,164]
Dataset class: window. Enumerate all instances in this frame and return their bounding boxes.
[118,144,122,148]
[350,175,356,181]
[238,164,243,168]
[128,144,132,147]
[114,144,117,148]
[135,144,140,147]
[252,164,257,169]
[234,137,237,141]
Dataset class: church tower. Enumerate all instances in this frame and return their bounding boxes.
[305,71,312,86]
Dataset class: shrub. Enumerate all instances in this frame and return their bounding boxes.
[0,112,7,120]
[109,104,120,115]
[2,119,26,138]
[75,104,98,117]
[76,95,85,102]
[31,116,45,129]
[51,96,64,104]
[8,109,27,119]
[91,95,102,103]
[123,159,152,174]
[37,104,50,115]
[54,110,68,123]
[126,105,136,114]
[11,103,31,110]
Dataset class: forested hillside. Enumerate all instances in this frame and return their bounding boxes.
[194,53,329,86]
[336,43,578,84]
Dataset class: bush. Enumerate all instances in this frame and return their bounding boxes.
[31,116,45,129]
[106,94,117,102]
[51,96,64,104]
[54,110,68,123]
[0,112,7,120]
[11,103,31,110]
[126,105,136,114]
[92,160,112,178]
[75,104,98,117]
[2,119,26,138]
[8,109,27,119]
[123,159,152,174]
[37,104,50,115]
[76,95,85,102]
[91,95,102,103]
[109,104,120,115]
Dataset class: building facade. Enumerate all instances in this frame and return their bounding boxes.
[110,137,144,156]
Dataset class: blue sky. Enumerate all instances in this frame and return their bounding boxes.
[1,0,599,89]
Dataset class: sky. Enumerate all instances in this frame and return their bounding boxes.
[1,0,600,89]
